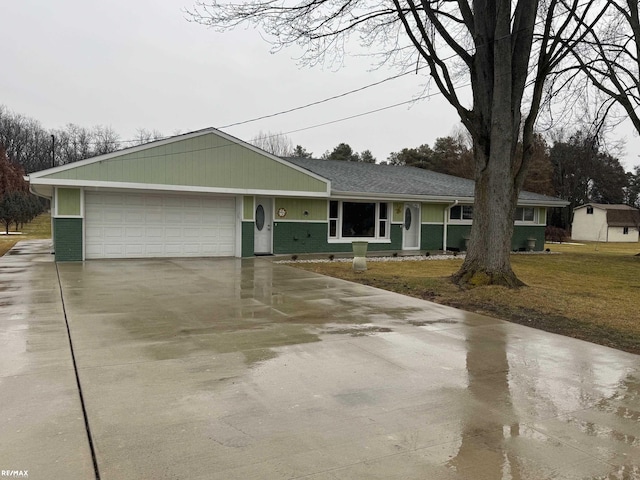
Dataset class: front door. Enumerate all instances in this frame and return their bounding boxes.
[254,197,273,254]
[402,203,420,250]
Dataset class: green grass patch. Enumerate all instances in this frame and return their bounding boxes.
[0,213,52,256]
[293,242,640,354]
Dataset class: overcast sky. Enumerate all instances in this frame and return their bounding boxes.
[3,0,639,171]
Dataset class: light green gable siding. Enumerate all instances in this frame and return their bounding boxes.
[274,198,327,221]
[243,196,254,220]
[422,203,446,223]
[57,188,81,216]
[42,133,328,193]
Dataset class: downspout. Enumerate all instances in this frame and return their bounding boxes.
[443,200,458,252]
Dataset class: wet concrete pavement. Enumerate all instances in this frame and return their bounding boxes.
[2,240,640,479]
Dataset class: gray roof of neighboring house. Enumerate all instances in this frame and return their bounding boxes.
[286,158,566,205]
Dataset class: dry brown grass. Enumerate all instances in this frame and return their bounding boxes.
[0,213,52,256]
[293,242,640,353]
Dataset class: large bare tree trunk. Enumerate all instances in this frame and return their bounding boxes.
[452,0,530,288]
[188,0,603,288]
[455,145,524,287]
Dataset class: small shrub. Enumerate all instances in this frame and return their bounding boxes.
[291,255,298,261]
[328,254,335,261]
[545,226,570,243]
[392,252,398,257]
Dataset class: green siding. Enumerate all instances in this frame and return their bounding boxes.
[512,225,545,251]
[243,196,254,221]
[447,225,472,251]
[53,218,83,262]
[392,203,404,223]
[445,225,546,252]
[241,222,254,258]
[422,203,446,223]
[42,132,328,193]
[273,222,402,254]
[274,198,327,221]
[421,225,444,250]
[57,188,81,216]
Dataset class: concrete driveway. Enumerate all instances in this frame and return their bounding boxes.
[1,240,639,480]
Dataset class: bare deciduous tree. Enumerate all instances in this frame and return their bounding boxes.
[188,0,609,287]
[567,0,640,135]
[250,130,294,157]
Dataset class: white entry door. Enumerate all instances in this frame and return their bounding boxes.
[254,197,273,254]
[402,203,420,250]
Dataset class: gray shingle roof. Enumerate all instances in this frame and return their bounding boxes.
[286,158,565,205]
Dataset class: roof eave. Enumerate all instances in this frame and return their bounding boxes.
[331,190,568,207]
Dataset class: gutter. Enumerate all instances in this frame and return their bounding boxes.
[443,200,458,252]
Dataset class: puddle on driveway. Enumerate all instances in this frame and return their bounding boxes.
[50,257,640,479]
[322,324,394,337]
[408,318,459,327]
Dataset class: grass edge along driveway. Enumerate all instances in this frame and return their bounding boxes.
[3,216,638,354]
[292,242,640,355]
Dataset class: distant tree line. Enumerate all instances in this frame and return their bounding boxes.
[0,147,46,234]
[0,105,166,232]
[0,105,164,174]
[385,131,639,229]
[2,105,638,233]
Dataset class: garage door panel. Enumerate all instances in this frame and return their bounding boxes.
[125,245,145,256]
[164,211,184,223]
[104,212,124,223]
[85,192,236,259]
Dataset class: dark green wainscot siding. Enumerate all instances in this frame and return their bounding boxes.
[512,225,545,251]
[421,225,444,250]
[273,222,402,254]
[241,222,254,257]
[447,225,472,251]
[53,218,83,262]
[446,224,546,252]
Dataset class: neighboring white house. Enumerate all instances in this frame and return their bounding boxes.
[572,203,640,242]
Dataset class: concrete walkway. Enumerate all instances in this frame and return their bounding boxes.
[1,240,640,479]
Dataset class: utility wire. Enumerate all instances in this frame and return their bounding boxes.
[60,2,590,149]
[217,68,427,129]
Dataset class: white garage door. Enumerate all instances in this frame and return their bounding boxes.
[85,191,236,259]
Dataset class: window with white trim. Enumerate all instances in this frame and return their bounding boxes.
[328,200,390,240]
[450,205,473,221]
[514,207,536,222]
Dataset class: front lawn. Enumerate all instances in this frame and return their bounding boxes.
[292,242,640,354]
[0,213,52,256]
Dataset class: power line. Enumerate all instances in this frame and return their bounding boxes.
[58,2,590,149]
[217,68,426,129]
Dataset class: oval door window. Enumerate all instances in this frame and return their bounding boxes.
[256,205,265,231]
[404,208,412,230]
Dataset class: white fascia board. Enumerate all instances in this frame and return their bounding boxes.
[27,127,331,191]
[28,178,330,198]
[517,199,569,207]
[27,129,216,178]
[331,190,568,207]
[331,191,475,203]
[211,129,331,187]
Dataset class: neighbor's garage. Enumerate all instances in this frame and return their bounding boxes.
[84,191,236,259]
